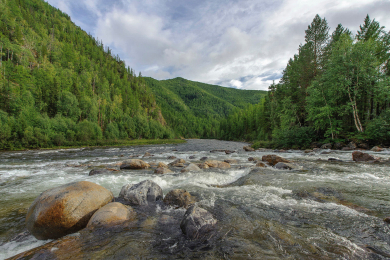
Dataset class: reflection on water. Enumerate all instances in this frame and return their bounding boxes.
[0,140,389,259]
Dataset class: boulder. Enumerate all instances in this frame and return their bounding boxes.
[120,159,150,170]
[89,168,111,176]
[274,162,299,170]
[347,142,357,149]
[384,217,390,224]
[320,143,332,149]
[352,151,379,162]
[200,157,208,161]
[371,146,384,152]
[198,163,209,169]
[248,157,257,162]
[154,167,173,174]
[205,160,231,169]
[157,162,169,168]
[333,142,345,150]
[224,159,238,164]
[26,181,113,240]
[255,162,266,167]
[169,159,186,167]
[304,149,313,154]
[142,152,152,158]
[341,147,353,151]
[262,155,290,166]
[163,189,196,208]
[180,205,217,239]
[243,146,255,152]
[225,150,235,154]
[87,202,136,228]
[181,163,201,173]
[358,143,369,150]
[328,158,343,162]
[189,155,196,159]
[119,180,163,205]
[167,156,176,159]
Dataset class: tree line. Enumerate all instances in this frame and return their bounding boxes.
[219,14,390,148]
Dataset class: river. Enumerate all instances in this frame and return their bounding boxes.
[0,139,389,259]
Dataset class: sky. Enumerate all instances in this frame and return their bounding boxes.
[46,0,390,90]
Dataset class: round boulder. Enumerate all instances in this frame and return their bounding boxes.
[87,202,136,228]
[181,163,201,173]
[119,180,163,205]
[120,159,150,170]
[89,168,111,176]
[26,181,113,240]
[163,189,196,208]
[262,155,291,166]
[352,151,379,162]
[243,146,255,152]
[180,205,217,239]
[154,167,173,174]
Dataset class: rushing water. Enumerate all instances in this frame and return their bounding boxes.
[0,139,390,259]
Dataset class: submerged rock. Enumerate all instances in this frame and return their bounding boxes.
[243,146,255,152]
[119,180,163,205]
[120,159,150,170]
[181,163,201,173]
[352,151,379,162]
[89,168,112,176]
[167,156,176,159]
[384,217,390,224]
[225,150,236,154]
[163,189,196,208]
[87,202,136,228]
[205,160,231,169]
[180,205,217,239]
[26,181,113,240]
[262,154,291,166]
[274,162,299,170]
[154,167,173,174]
[200,157,208,161]
[169,159,186,167]
[224,159,238,164]
[328,158,343,162]
[255,162,266,167]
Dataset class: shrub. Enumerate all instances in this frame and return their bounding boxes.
[273,126,316,149]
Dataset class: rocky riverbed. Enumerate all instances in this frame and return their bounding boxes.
[1,139,390,259]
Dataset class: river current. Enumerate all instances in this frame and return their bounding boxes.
[0,139,389,259]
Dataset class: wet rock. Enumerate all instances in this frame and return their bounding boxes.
[210,149,226,153]
[200,157,208,161]
[243,146,255,152]
[328,158,343,162]
[198,163,209,169]
[181,163,201,173]
[341,147,353,151]
[352,151,379,162]
[120,159,150,170]
[167,156,176,159]
[87,202,136,228]
[248,157,260,162]
[274,162,295,170]
[180,205,217,239]
[189,155,196,159]
[225,150,236,154]
[347,141,357,149]
[304,149,313,153]
[157,162,168,168]
[26,181,113,240]
[255,162,266,167]
[358,143,369,150]
[384,217,390,224]
[333,142,345,150]
[142,152,152,158]
[169,158,186,167]
[320,143,332,149]
[88,168,111,176]
[148,162,157,167]
[262,154,290,166]
[163,189,196,208]
[371,146,384,152]
[205,160,231,169]
[154,167,173,174]
[119,180,163,206]
[224,159,238,164]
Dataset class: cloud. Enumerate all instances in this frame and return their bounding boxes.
[46,0,390,91]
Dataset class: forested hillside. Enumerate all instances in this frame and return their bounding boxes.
[0,0,174,150]
[145,77,266,138]
[220,14,390,148]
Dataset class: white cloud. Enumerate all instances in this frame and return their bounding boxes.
[46,0,390,91]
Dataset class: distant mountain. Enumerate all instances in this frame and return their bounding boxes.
[145,77,266,138]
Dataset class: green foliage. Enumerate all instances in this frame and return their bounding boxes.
[273,127,316,149]
[365,109,390,145]
[0,0,174,150]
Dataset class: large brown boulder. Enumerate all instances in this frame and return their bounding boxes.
[87,202,136,228]
[262,155,290,166]
[205,160,230,169]
[352,151,379,162]
[243,146,255,152]
[163,189,196,208]
[155,167,173,174]
[120,159,150,170]
[26,181,113,240]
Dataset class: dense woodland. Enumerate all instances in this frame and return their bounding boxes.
[220,15,390,148]
[146,77,265,138]
[0,0,174,150]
